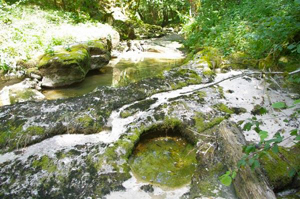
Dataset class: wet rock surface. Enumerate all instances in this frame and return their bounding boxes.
[0,66,204,154]
[0,55,299,198]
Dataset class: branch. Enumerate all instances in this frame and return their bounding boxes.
[181,68,300,95]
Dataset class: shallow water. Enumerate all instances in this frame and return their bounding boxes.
[129,136,197,188]
[42,58,183,100]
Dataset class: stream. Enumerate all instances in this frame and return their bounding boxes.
[42,58,183,100]
[0,36,299,199]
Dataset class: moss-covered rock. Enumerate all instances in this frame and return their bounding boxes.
[119,98,157,118]
[260,143,300,191]
[32,155,57,173]
[194,112,225,132]
[86,40,111,70]
[196,47,223,69]
[0,79,45,105]
[38,46,90,87]
[36,39,112,88]
[0,64,207,153]
[214,103,234,115]
[227,51,258,69]
[113,19,136,40]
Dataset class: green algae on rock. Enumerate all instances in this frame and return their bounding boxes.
[129,136,197,188]
[214,103,234,115]
[194,112,225,133]
[260,143,300,191]
[38,46,91,87]
[36,39,111,88]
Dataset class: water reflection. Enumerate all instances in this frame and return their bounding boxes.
[42,58,183,100]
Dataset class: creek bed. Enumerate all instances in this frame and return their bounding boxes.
[42,58,183,100]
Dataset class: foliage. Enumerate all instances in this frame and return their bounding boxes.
[136,0,190,26]
[0,63,10,73]
[5,0,103,21]
[0,2,113,70]
[184,0,300,63]
[220,99,300,186]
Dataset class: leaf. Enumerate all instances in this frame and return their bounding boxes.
[273,133,283,143]
[272,144,279,154]
[287,44,296,50]
[288,168,296,177]
[243,122,252,131]
[259,131,268,141]
[259,107,268,115]
[254,126,261,133]
[297,44,300,54]
[283,119,289,123]
[296,135,300,141]
[264,143,271,151]
[244,145,256,155]
[253,160,260,169]
[231,171,237,179]
[220,174,232,186]
[290,129,298,136]
[272,102,286,109]
[294,99,300,105]
[237,159,247,168]
[248,158,255,166]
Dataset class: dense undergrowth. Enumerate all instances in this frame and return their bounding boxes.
[183,0,300,69]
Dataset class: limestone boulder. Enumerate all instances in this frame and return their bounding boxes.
[37,39,112,88]
[37,45,90,87]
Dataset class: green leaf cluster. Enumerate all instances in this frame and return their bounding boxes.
[220,100,300,186]
[184,0,300,62]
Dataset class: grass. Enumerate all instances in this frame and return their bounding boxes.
[0,2,115,71]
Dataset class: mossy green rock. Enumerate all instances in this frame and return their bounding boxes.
[38,46,90,87]
[260,143,300,191]
[36,39,111,88]
[87,40,111,70]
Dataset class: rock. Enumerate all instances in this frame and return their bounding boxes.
[37,39,112,88]
[217,122,276,199]
[38,45,90,87]
[260,143,300,191]
[0,66,205,153]
[29,73,42,80]
[140,184,154,193]
[203,66,214,76]
[87,40,112,70]
[0,79,45,105]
